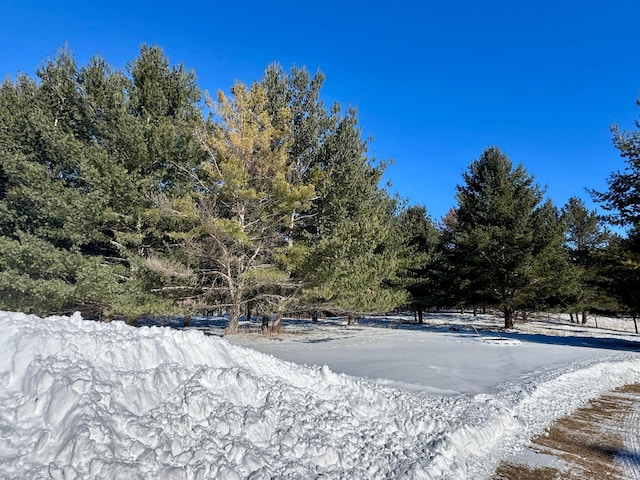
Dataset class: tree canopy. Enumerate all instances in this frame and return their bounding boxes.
[0,47,406,329]
[451,147,576,328]
[592,101,640,229]
[0,46,203,317]
[2,45,639,330]
[592,96,640,316]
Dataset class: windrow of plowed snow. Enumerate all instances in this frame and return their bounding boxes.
[1,311,639,479]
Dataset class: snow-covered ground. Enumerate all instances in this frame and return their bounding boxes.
[1,310,639,479]
[227,313,640,396]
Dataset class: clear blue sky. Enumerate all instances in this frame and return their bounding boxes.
[2,1,639,221]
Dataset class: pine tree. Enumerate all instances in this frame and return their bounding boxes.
[452,146,571,328]
[159,81,315,333]
[115,45,205,314]
[562,197,608,252]
[524,200,581,314]
[592,94,640,317]
[0,50,115,315]
[0,46,204,318]
[561,197,612,321]
[261,66,405,323]
[605,230,640,324]
[262,63,334,191]
[394,205,440,322]
[591,98,640,228]
[300,108,405,323]
[434,209,469,312]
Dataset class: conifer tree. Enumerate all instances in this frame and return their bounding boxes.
[435,209,469,312]
[561,197,612,321]
[114,45,204,313]
[0,46,203,318]
[592,93,640,317]
[0,50,116,315]
[394,205,440,322]
[525,200,581,314]
[604,230,640,326]
[261,66,405,323]
[300,109,405,323]
[159,81,315,333]
[452,147,573,328]
[262,64,334,190]
[592,97,640,228]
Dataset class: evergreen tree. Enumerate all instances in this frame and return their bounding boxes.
[592,95,640,317]
[262,63,334,191]
[0,50,117,315]
[394,205,440,322]
[606,229,640,324]
[159,81,315,333]
[117,45,204,313]
[561,197,612,321]
[591,96,640,228]
[299,107,405,323]
[525,200,581,314]
[261,66,405,323]
[0,46,203,318]
[435,209,469,312]
[452,146,571,328]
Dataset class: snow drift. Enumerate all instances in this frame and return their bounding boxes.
[1,311,639,479]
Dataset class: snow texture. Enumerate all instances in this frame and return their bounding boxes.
[619,392,640,478]
[1,311,639,479]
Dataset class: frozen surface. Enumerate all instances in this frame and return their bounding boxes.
[1,310,640,479]
[227,314,639,395]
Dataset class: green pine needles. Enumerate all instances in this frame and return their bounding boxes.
[2,46,638,329]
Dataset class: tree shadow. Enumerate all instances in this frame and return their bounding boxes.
[133,313,640,351]
[353,314,640,352]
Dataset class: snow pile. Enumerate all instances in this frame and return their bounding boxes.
[1,311,639,479]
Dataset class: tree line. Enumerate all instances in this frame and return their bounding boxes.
[1,45,639,331]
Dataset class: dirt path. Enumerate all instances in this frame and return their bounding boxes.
[493,384,640,480]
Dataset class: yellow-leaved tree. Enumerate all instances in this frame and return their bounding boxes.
[161,81,315,333]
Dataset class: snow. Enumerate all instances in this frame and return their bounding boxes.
[1,310,639,479]
[619,392,640,478]
[228,314,640,396]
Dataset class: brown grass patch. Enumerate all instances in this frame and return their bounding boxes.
[493,384,640,480]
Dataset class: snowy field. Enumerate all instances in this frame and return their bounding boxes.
[1,311,640,479]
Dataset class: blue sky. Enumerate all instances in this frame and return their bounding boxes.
[2,1,640,221]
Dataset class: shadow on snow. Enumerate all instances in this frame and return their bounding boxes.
[133,312,640,353]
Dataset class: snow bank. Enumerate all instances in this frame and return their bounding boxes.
[1,311,639,479]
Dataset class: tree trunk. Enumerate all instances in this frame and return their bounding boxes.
[271,312,283,334]
[634,314,638,334]
[569,312,574,323]
[581,310,588,324]
[417,308,423,324]
[504,308,514,329]
[246,303,252,322]
[311,311,318,323]
[226,304,240,334]
[261,314,270,334]
[473,305,477,317]
[347,314,356,326]
[183,315,190,328]
[413,309,417,322]
[522,311,528,322]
